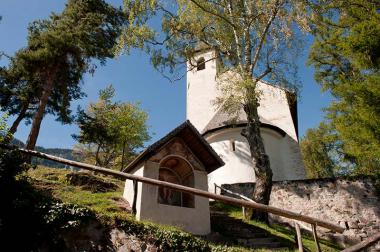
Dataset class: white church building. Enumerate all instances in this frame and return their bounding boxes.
[186,47,306,192]
[122,46,306,235]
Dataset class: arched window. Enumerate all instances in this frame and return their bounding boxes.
[158,156,195,208]
[196,57,206,71]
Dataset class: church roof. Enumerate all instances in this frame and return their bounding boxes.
[122,120,225,174]
[202,108,287,137]
[194,42,212,53]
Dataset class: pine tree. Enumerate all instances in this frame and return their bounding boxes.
[1,0,126,151]
[308,0,380,175]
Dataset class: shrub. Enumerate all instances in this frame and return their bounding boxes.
[117,218,211,252]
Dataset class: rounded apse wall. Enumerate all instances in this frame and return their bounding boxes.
[205,127,287,192]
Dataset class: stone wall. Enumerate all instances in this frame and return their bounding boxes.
[222,176,380,248]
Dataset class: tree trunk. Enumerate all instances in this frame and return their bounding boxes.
[121,140,126,171]
[9,101,29,135]
[241,99,273,223]
[95,144,101,166]
[25,77,55,150]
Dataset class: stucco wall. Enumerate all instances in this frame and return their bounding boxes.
[206,127,306,192]
[186,50,299,142]
[187,50,219,132]
[124,161,211,235]
[123,164,144,215]
[221,177,380,247]
[255,82,298,141]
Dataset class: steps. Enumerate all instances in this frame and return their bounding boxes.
[209,211,292,250]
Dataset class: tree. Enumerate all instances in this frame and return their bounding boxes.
[0,55,42,135]
[73,85,150,169]
[0,0,126,151]
[0,111,10,143]
[300,122,340,178]
[119,0,309,222]
[308,0,380,176]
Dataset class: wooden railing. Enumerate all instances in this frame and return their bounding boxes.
[1,145,345,237]
[215,183,322,252]
[341,232,380,252]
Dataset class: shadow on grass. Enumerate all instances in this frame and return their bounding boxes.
[208,201,342,252]
[208,202,297,250]
[0,177,111,251]
[268,222,342,251]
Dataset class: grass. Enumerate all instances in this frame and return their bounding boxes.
[24,166,342,251]
[210,202,342,252]
[25,165,129,222]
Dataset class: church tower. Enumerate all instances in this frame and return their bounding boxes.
[186,46,219,132]
[186,48,306,192]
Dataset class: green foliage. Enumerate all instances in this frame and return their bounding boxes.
[73,84,150,169]
[308,0,380,176]
[120,0,310,222]
[0,111,10,142]
[0,112,26,187]
[0,0,127,149]
[300,122,339,178]
[209,202,342,252]
[118,218,212,252]
[0,162,108,250]
[26,166,212,251]
[27,166,128,222]
[119,0,308,92]
[1,179,96,251]
[39,201,94,229]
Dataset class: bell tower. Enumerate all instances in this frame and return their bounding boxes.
[186,47,219,132]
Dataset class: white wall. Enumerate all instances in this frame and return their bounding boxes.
[125,161,211,235]
[123,164,144,215]
[256,82,298,141]
[186,50,219,132]
[187,54,299,143]
[206,127,306,192]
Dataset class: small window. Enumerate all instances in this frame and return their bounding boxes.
[196,57,206,71]
[230,140,236,152]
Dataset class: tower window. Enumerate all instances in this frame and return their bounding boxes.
[230,140,236,152]
[196,57,206,71]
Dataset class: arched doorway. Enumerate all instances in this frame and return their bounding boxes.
[158,156,195,208]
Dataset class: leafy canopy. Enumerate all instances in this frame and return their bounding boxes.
[0,0,127,132]
[73,85,150,169]
[118,0,309,112]
[307,0,380,175]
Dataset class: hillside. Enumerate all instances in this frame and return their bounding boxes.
[11,138,78,168]
[21,166,341,252]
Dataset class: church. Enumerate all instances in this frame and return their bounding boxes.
[122,46,306,235]
[187,46,306,192]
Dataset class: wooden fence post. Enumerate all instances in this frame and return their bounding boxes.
[312,224,321,252]
[295,222,304,252]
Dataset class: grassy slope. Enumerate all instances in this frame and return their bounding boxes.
[26,166,129,222]
[210,202,342,252]
[26,166,341,252]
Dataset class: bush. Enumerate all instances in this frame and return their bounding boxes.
[0,144,96,250]
[117,218,212,252]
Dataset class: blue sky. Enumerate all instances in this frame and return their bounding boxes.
[0,0,332,149]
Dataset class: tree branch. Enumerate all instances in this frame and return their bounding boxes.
[250,0,282,73]
[190,0,237,29]
[255,67,272,83]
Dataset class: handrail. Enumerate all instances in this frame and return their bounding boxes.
[214,183,255,202]
[215,183,314,232]
[0,144,345,233]
[341,232,380,252]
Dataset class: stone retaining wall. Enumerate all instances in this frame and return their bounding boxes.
[222,176,380,248]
